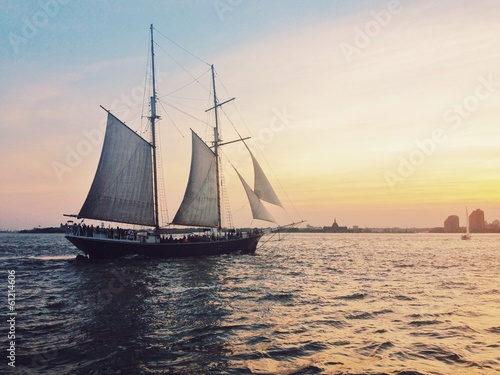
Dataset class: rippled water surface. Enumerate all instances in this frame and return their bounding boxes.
[1,232,499,374]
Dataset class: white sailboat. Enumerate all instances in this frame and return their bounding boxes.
[461,207,471,240]
[64,25,300,259]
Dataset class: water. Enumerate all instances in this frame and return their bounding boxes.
[0,232,499,374]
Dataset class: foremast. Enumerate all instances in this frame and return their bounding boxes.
[150,24,160,231]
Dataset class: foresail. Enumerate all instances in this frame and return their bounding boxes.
[172,131,219,227]
[235,169,275,223]
[247,148,283,207]
[78,113,155,226]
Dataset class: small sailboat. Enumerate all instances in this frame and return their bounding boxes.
[64,25,300,259]
[461,207,471,240]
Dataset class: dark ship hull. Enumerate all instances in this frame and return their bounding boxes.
[66,233,263,259]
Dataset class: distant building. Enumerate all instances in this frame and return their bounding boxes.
[469,209,485,232]
[444,215,460,232]
[324,218,348,233]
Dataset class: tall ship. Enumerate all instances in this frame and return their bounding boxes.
[65,25,299,259]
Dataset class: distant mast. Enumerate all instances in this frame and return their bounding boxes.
[150,24,160,230]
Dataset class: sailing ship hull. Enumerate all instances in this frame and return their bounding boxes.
[66,234,263,259]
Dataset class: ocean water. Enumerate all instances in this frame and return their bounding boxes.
[0,232,499,375]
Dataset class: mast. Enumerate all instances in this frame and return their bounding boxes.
[211,64,222,230]
[465,207,469,235]
[150,24,160,230]
[203,65,236,230]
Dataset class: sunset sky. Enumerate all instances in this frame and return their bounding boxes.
[1,0,499,230]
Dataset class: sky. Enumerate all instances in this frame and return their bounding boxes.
[1,0,500,230]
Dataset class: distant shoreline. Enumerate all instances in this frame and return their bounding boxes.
[16,227,66,234]
[2,226,499,234]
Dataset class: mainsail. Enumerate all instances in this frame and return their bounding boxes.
[172,131,219,227]
[78,112,155,226]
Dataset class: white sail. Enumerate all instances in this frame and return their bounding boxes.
[465,207,470,235]
[78,113,155,226]
[235,169,275,223]
[247,148,283,207]
[172,131,219,227]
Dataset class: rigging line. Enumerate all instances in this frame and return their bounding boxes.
[210,68,250,142]
[166,95,207,101]
[213,70,238,106]
[153,42,212,95]
[112,102,145,111]
[158,99,211,127]
[232,201,250,216]
[159,68,211,98]
[257,231,278,248]
[141,37,152,135]
[257,229,293,249]
[157,100,184,138]
[219,106,243,139]
[115,110,151,139]
[163,96,208,112]
[122,107,142,123]
[152,26,211,66]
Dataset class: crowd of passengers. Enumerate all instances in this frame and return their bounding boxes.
[68,223,258,242]
[159,231,243,243]
[68,223,135,240]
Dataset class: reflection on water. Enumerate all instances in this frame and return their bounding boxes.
[1,233,499,374]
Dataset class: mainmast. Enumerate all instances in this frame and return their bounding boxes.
[150,24,160,230]
[205,65,236,230]
[211,65,222,230]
